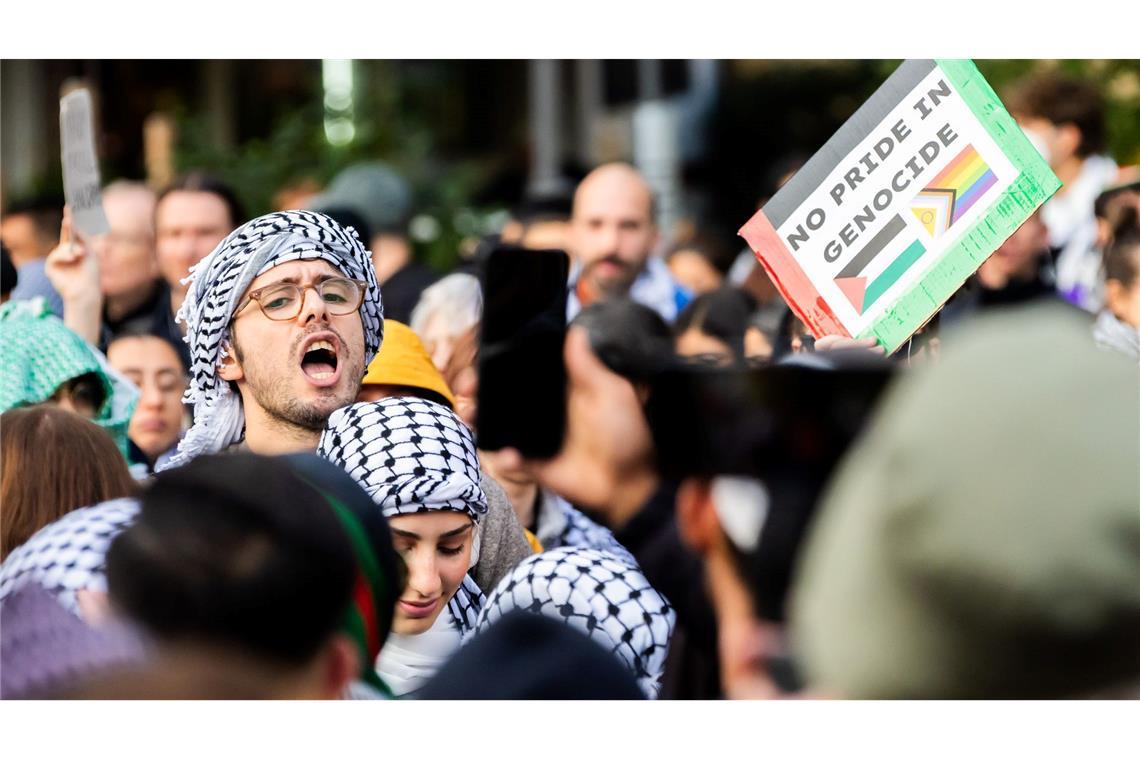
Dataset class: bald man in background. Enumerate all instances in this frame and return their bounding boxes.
[566,163,691,322]
[46,181,183,352]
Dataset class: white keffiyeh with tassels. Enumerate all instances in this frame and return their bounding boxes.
[160,210,383,471]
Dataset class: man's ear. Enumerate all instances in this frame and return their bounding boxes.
[217,340,244,382]
[319,634,361,699]
[676,477,719,554]
[1105,279,1128,321]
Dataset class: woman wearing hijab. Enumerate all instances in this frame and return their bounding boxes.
[0,298,138,460]
[317,396,488,697]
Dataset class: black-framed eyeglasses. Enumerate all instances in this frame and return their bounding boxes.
[234,277,367,321]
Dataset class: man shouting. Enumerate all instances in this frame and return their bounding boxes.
[163,210,383,468]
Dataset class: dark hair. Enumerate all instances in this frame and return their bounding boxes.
[666,232,737,275]
[1104,211,1140,288]
[1007,74,1107,158]
[105,453,357,667]
[316,207,372,250]
[1,241,16,297]
[107,327,189,375]
[2,195,64,244]
[1,407,138,560]
[48,372,107,417]
[157,172,245,229]
[512,190,573,225]
[674,287,758,359]
[571,299,675,384]
[772,308,811,360]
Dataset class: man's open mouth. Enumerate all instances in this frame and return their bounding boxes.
[301,339,339,380]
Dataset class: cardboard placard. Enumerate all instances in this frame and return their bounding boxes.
[739,59,1061,353]
[60,88,110,238]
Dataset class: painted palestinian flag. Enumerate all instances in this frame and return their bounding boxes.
[738,59,1060,354]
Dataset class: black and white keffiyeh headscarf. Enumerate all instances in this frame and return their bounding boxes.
[317,397,488,634]
[475,546,675,698]
[0,498,140,616]
[162,210,383,471]
[317,398,487,522]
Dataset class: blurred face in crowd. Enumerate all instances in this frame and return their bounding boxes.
[530,327,656,517]
[668,250,723,296]
[744,326,774,364]
[570,164,659,301]
[676,477,804,700]
[97,187,159,301]
[1016,115,1080,170]
[220,259,366,437]
[1,213,53,267]
[107,335,187,461]
[156,191,233,296]
[47,373,105,419]
[977,213,1048,289]
[419,313,465,375]
[388,511,474,635]
[676,327,735,367]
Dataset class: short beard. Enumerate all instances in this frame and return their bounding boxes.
[584,257,639,299]
[232,330,365,433]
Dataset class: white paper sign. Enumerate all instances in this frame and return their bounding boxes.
[60,89,110,237]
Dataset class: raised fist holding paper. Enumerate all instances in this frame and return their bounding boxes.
[45,206,103,345]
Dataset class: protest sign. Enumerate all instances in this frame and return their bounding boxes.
[60,88,110,238]
[739,59,1061,353]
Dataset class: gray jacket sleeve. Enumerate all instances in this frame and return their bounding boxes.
[473,470,534,593]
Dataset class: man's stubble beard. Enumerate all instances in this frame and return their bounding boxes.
[584,256,642,300]
[233,329,366,433]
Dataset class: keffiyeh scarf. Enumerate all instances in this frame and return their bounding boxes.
[317,398,488,522]
[163,210,383,470]
[0,298,138,459]
[0,583,146,699]
[536,491,638,567]
[318,397,488,636]
[476,546,675,698]
[0,498,140,616]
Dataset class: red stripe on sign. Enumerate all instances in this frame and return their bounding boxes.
[738,209,850,338]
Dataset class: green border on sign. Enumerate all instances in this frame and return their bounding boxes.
[858,59,1062,353]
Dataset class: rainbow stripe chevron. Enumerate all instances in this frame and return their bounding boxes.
[910,144,997,237]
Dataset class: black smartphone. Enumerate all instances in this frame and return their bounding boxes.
[476,244,569,458]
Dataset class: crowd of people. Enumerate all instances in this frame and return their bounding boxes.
[0,69,1138,701]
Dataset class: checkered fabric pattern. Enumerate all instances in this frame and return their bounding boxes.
[538,492,639,567]
[162,210,383,470]
[0,299,138,458]
[0,498,140,616]
[475,546,675,698]
[448,574,486,635]
[0,583,146,699]
[317,398,488,522]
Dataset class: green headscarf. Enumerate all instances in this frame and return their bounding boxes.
[0,298,137,459]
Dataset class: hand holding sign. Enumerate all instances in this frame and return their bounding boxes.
[60,88,110,239]
[45,207,103,345]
